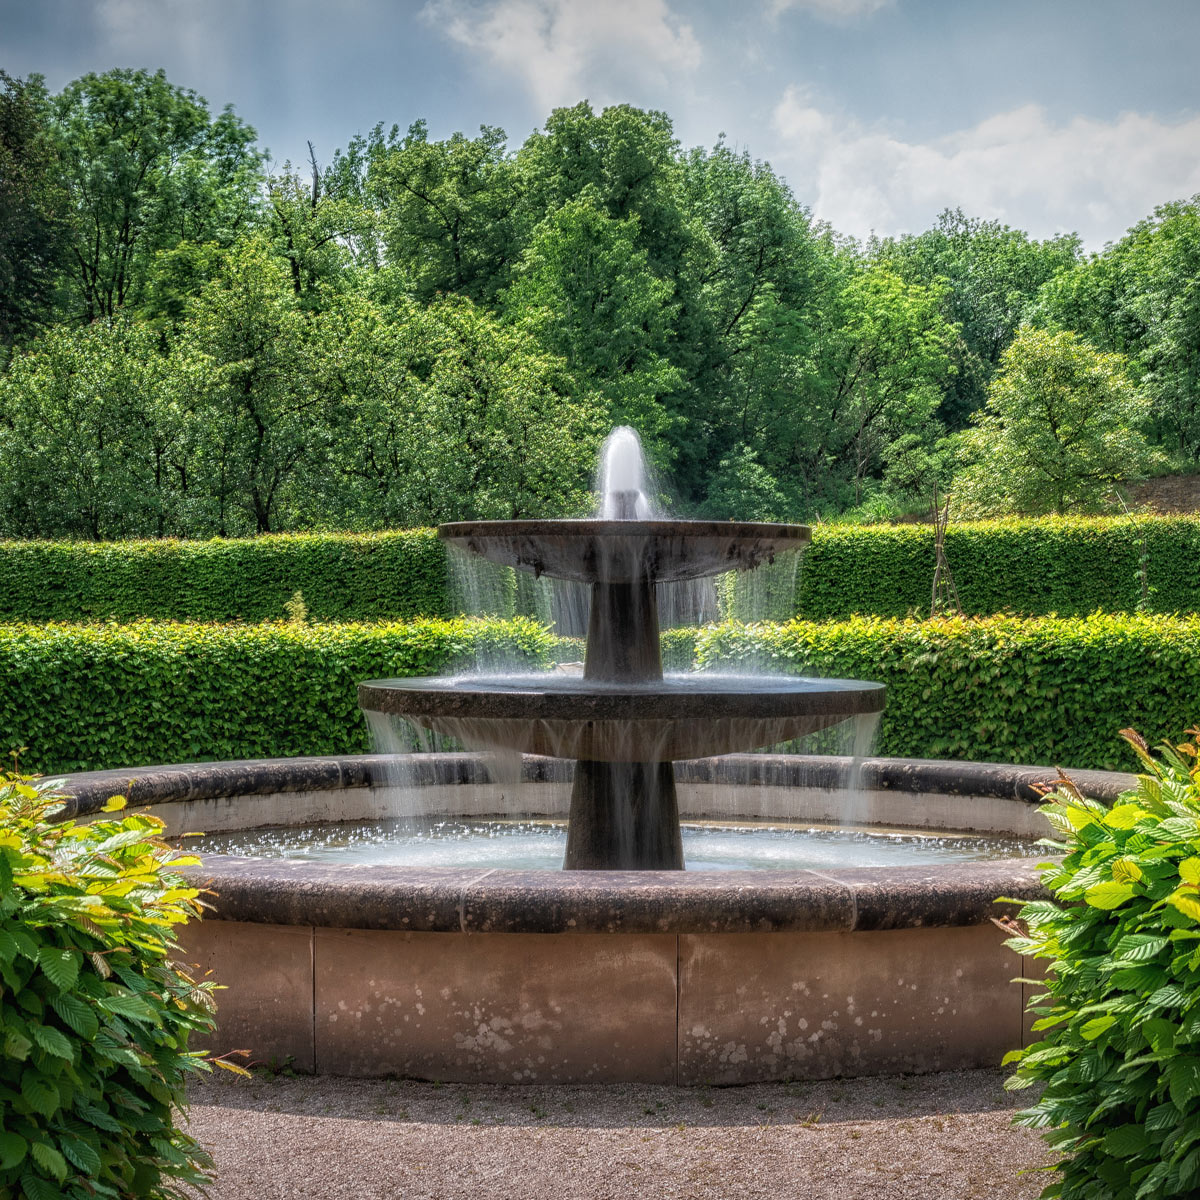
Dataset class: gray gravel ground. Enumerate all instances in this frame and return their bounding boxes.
[184,1067,1052,1199]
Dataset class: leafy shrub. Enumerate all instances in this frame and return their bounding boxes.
[0,772,226,1199]
[0,617,561,773]
[1003,731,1200,1199]
[695,614,1200,770]
[0,529,450,623]
[792,516,1200,621]
[3,516,1200,626]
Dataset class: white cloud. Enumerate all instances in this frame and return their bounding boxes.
[423,0,701,113]
[768,0,893,20]
[772,87,1200,247]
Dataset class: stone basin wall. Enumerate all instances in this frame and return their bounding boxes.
[58,755,1133,1084]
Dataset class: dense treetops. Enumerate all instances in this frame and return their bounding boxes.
[1,67,1196,537]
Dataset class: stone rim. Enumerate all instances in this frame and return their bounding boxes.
[437,518,812,583]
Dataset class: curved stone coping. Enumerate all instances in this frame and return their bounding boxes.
[55,752,1136,822]
[183,855,1048,935]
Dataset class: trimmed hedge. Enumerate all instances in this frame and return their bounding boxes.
[0,530,450,623]
[695,614,1200,771]
[791,516,1200,621]
[0,618,557,773]
[2,516,1200,625]
[4,613,1200,775]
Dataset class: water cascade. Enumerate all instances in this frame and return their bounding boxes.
[358,427,886,870]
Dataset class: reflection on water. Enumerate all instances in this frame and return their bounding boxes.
[195,817,1039,872]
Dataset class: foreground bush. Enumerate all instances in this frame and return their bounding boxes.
[1003,732,1200,1198]
[0,773,224,1199]
[697,614,1200,770]
[0,617,559,773]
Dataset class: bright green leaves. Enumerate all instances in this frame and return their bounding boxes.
[1086,880,1137,910]
[953,327,1162,517]
[1,772,219,1198]
[1081,1015,1118,1040]
[1006,731,1200,1198]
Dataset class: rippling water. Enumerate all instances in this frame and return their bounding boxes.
[196,818,1040,872]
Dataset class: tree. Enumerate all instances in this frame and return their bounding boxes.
[51,69,263,321]
[516,102,688,277]
[728,264,955,515]
[877,209,1080,428]
[503,188,682,455]
[1035,197,1200,463]
[0,319,179,538]
[173,237,326,534]
[366,120,522,303]
[319,290,604,525]
[0,72,68,347]
[952,327,1160,516]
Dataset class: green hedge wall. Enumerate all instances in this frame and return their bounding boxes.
[2,516,1198,624]
[5,614,1200,775]
[0,618,556,773]
[0,530,450,623]
[696,614,1200,771]
[790,516,1200,620]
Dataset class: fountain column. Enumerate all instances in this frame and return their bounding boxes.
[564,553,685,870]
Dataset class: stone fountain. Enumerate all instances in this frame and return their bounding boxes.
[358,428,885,870]
[56,428,1091,1082]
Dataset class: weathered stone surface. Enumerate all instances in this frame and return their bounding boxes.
[187,858,1041,935]
[313,930,678,1082]
[677,925,1024,1084]
[178,919,314,1072]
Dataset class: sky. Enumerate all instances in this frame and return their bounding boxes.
[3,0,1200,249]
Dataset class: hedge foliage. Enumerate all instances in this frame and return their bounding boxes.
[3,613,1200,774]
[0,618,558,773]
[0,773,225,1199]
[1003,734,1200,1198]
[694,614,1200,771]
[790,516,1200,621]
[0,530,450,623]
[2,516,1199,625]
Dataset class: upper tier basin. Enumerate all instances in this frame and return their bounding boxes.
[359,674,885,761]
[438,520,812,584]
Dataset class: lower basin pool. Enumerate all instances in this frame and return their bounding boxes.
[194,817,1041,871]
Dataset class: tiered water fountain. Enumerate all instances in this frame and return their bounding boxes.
[60,427,1106,1084]
[358,428,884,870]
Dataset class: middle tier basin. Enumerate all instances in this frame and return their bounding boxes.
[359,674,886,762]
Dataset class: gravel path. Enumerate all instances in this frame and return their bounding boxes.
[185,1068,1052,1200]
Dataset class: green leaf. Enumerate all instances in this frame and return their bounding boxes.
[98,992,159,1023]
[29,1022,74,1061]
[59,1135,100,1176]
[1103,1123,1150,1157]
[20,1075,60,1119]
[1081,1015,1118,1040]
[0,1131,28,1170]
[37,945,81,992]
[50,992,99,1039]
[29,1142,68,1183]
[20,1170,61,1200]
[1086,880,1136,909]
[1168,1057,1200,1110]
